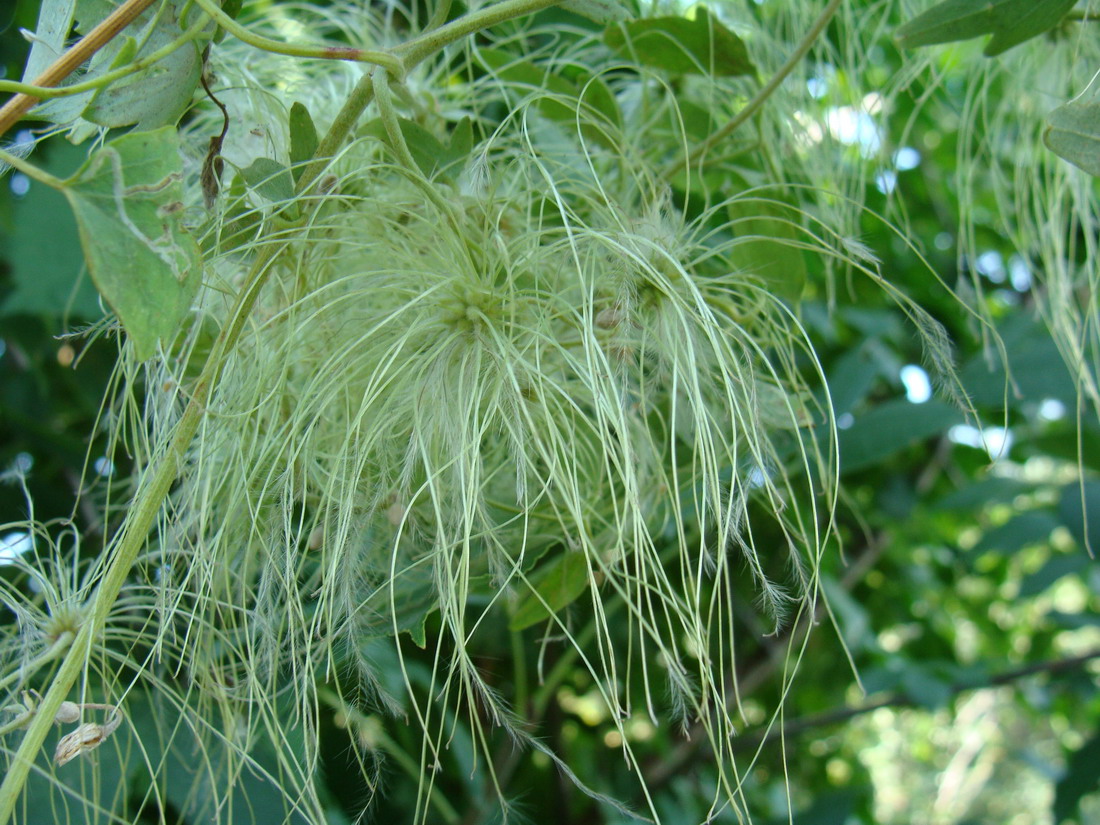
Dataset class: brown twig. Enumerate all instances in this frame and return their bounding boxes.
[0,0,157,140]
[728,647,1100,753]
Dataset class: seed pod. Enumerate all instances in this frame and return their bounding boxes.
[53,701,81,725]
[53,710,121,766]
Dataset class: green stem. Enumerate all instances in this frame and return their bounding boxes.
[0,712,35,739]
[394,0,563,69]
[295,75,376,196]
[679,0,842,171]
[0,13,212,100]
[190,0,404,75]
[531,617,603,719]
[374,69,419,173]
[0,70,383,825]
[0,147,66,188]
[0,632,74,695]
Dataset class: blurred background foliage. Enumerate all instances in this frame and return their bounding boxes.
[1,0,1098,823]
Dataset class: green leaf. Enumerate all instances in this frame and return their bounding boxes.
[1053,732,1100,823]
[754,382,812,430]
[604,7,755,77]
[125,692,313,824]
[790,790,863,825]
[1045,96,1100,178]
[971,511,1059,557]
[437,116,474,175]
[62,127,201,360]
[82,16,203,131]
[1058,481,1100,554]
[568,71,622,131]
[289,101,320,182]
[477,50,621,149]
[214,0,243,43]
[820,576,874,653]
[510,551,591,631]
[960,315,1077,406]
[1027,420,1100,473]
[240,157,296,209]
[477,48,585,124]
[826,344,884,417]
[900,664,953,709]
[104,35,138,69]
[561,0,630,24]
[31,0,206,135]
[934,477,1030,512]
[896,0,1076,57]
[217,173,261,253]
[837,399,964,475]
[362,117,448,178]
[20,0,77,84]
[1047,610,1100,630]
[726,196,808,302]
[1018,552,1090,597]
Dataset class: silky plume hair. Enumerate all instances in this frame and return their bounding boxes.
[0,2,983,822]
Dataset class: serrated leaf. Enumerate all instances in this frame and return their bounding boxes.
[896,0,1076,56]
[62,127,201,360]
[510,551,591,631]
[1045,96,1100,177]
[289,102,319,182]
[604,7,755,77]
